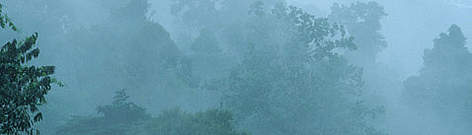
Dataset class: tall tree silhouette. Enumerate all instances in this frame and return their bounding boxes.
[329,1,387,67]
[404,24,472,132]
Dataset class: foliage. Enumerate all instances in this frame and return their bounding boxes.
[329,1,387,66]
[57,90,248,135]
[1,0,197,133]
[146,108,249,135]
[0,3,16,31]
[61,0,196,103]
[218,2,384,135]
[0,2,60,134]
[0,33,55,135]
[328,2,394,114]
[96,89,150,124]
[402,24,472,133]
[56,89,151,135]
[404,25,472,115]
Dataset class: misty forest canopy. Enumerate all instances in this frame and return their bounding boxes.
[403,25,472,133]
[329,1,387,67]
[56,89,248,135]
[0,0,471,135]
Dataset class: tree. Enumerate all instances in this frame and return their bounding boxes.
[146,108,249,135]
[328,1,394,108]
[61,0,196,109]
[56,89,151,135]
[218,2,384,135]
[187,27,229,83]
[170,0,283,29]
[57,90,248,135]
[0,2,60,134]
[404,24,472,110]
[0,1,199,133]
[329,1,387,67]
[169,0,283,52]
[96,89,150,124]
[403,24,472,133]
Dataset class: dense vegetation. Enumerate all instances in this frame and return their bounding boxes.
[0,2,61,134]
[403,25,472,134]
[0,0,470,135]
[56,90,248,135]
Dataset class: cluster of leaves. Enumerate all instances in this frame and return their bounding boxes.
[0,3,16,31]
[0,2,60,134]
[329,1,387,65]
[0,33,54,134]
[272,3,356,61]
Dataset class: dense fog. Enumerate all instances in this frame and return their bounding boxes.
[0,0,471,134]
